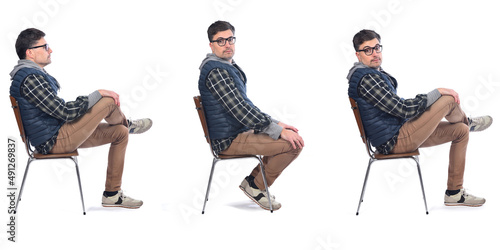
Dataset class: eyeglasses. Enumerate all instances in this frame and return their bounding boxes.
[357,44,383,56]
[210,36,236,47]
[29,44,50,51]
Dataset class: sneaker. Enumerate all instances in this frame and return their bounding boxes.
[102,190,143,209]
[444,189,485,207]
[468,115,492,132]
[128,118,153,134]
[239,177,281,211]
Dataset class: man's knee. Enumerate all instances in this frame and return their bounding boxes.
[283,140,303,156]
[292,147,303,156]
[99,96,118,106]
[455,123,469,142]
[92,97,120,113]
[113,125,129,143]
[439,95,459,107]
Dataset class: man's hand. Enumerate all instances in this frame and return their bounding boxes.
[278,121,299,133]
[279,122,304,149]
[438,88,460,104]
[98,89,120,106]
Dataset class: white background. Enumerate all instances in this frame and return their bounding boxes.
[1,0,499,249]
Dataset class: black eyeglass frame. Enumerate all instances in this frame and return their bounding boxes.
[357,44,383,56]
[210,37,236,47]
[29,44,50,51]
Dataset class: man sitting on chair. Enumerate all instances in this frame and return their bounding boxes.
[347,29,492,207]
[198,21,304,211]
[9,28,152,209]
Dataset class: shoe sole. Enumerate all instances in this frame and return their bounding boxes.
[239,185,280,211]
[129,127,151,134]
[444,203,484,207]
[102,204,142,209]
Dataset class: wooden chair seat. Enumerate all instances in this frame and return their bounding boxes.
[33,150,79,159]
[218,154,259,160]
[373,149,419,160]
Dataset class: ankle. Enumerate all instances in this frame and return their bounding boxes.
[446,189,461,196]
[246,175,259,189]
[103,191,119,197]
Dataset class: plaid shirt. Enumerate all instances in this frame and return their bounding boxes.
[205,65,273,153]
[21,74,89,154]
[358,71,427,154]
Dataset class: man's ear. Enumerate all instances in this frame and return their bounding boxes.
[209,42,214,53]
[355,52,360,62]
[25,49,34,60]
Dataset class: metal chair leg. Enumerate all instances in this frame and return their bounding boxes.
[14,158,33,214]
[202,158,217,214]
[73,157,86,215]
[413,156,429,215]
[256,156,273,213]
[16,157,86,215]
[356,158,374,216]
[356,156,429,215]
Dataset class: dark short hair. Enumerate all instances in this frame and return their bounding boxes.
[15,28,46,59]
[207,20,235,42]
[352,29,381,51]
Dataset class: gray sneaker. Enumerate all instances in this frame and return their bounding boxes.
[128,118,152,134]
[102,190,143,209]
[444,189,485,207]
[468,115,492,132]
[239,177,281,211]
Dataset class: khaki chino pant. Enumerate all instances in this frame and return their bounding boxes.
[391,96,469,190]
[220,130,302,190]
[49,97,128,192]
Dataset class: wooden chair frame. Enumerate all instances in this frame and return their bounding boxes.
[10,95,85,215]
[349,97,428,215]
[193,96,273,213]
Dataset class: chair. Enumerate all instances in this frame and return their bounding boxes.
[193,96,273,213]
[349,97,428,215]
[10,96,86,215]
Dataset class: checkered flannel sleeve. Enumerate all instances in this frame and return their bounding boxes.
[21,74,89,122]
[206,68,272,132]
[358,73,428,119]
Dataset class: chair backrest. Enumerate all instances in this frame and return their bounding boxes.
[10,95,32,155]
[349,97,374,157]
[193,96,217,157]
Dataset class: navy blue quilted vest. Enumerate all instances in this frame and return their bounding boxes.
[198,60,252,140]
[10,68,63,147]
[348,67,406,147]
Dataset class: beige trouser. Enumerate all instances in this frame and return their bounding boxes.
[391,96,469,190]
[49,97,129,192]
[220,130,302,190]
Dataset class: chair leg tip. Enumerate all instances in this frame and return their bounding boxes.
[356,212,359,216]
[83,212,86,215]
